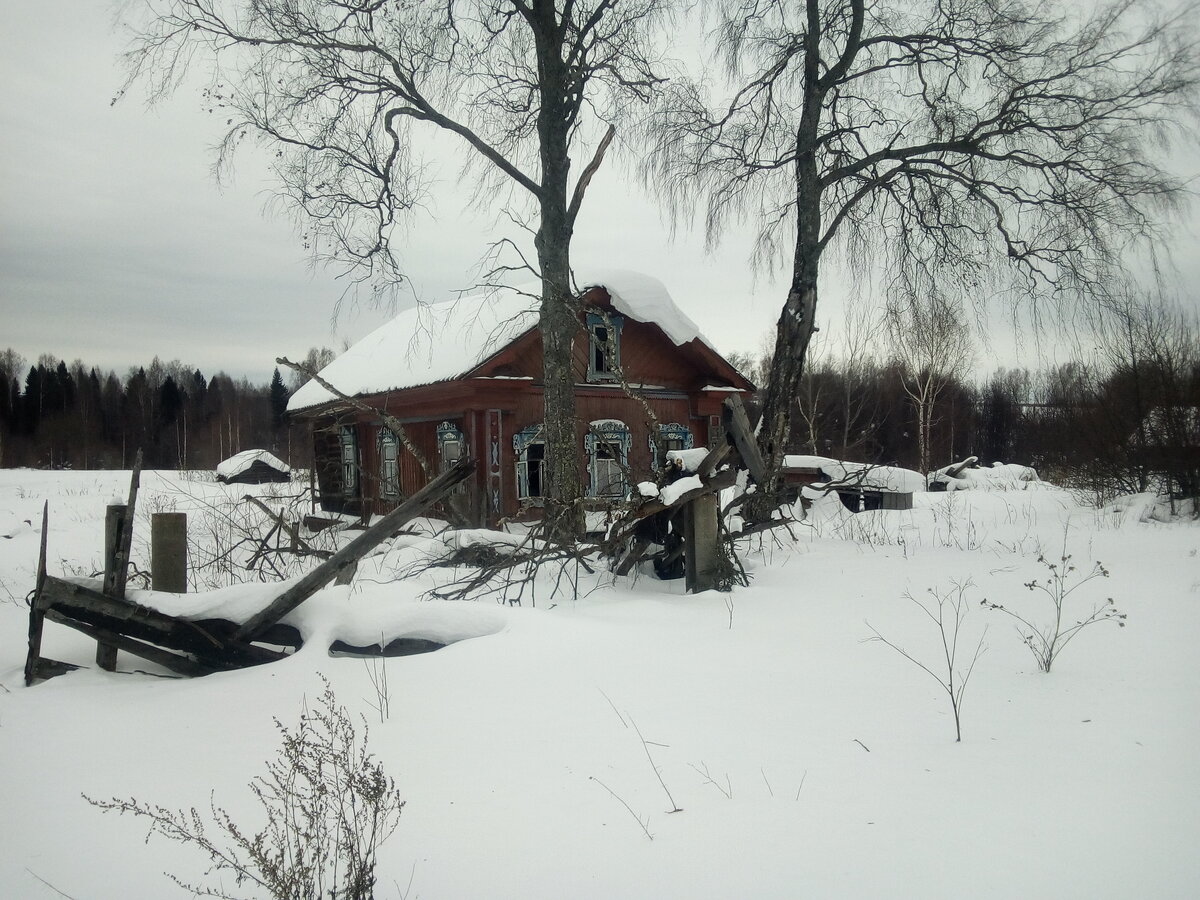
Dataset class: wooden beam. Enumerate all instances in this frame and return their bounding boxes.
[38,576,288,667]
[233,457,476,641]
[722,395,768,485]
[23,500,49,686]
[44,609,213,677]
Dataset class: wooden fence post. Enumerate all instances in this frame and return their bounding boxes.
[684,493,720,593]
[97,504,125,670]
[151,512,188,593]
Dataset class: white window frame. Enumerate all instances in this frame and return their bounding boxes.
[513,424,546,501]
[586,420,632,499]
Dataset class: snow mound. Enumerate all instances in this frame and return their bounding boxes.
[785,455,925,493]
[934,461,1041,492]
[215,449,290,480]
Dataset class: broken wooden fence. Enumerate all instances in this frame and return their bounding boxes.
[24,457,475,684]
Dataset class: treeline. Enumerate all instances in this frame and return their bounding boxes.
[732,298,1199,505]
[0,348,334,471]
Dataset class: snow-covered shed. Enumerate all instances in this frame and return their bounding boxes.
[287,270,754,523]
[782,455,922,511]
[216,450,292,485]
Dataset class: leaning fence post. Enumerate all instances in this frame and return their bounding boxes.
[97,503,125,670]
[151,512,188,593]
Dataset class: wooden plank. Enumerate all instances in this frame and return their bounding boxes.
[39,576,288,666]
[695,442,732,480]
[234,457,476,641]
[23,500,49,686]
[104,451,142,600]
[721,395,768,485]
[44,609,213,677]
[684,493,720,593]
[31,657,81,681]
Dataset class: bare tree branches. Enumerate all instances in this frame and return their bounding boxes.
[645,0,1199,506]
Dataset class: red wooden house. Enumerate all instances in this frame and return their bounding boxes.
[287,270,754,525]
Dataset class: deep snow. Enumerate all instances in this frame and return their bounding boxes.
[1,469,1198,899]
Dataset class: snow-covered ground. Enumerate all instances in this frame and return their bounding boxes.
[1,469,1198,898]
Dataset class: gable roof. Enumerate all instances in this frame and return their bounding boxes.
[288,269,734,412]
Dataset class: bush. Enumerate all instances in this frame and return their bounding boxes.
[86,677,404,899]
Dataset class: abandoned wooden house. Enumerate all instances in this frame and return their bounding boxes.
[287,271,755,525]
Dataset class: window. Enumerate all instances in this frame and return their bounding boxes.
[340,426,359,497]
[650,423,694,472]
[514,424,546,501]
[378,430,400,499]
[437,421,466,471]
[586,420,631,498]
[586,312,624,382]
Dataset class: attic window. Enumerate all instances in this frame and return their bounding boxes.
[586,312,623,382]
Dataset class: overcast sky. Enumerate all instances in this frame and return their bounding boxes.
[1,2,1196,387]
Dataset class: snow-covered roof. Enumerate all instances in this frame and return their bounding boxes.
[216,449,290,480]
[288,269,715,412]
[783,455,925,493]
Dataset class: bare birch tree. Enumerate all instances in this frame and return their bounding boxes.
[122,0,668,538]
[887,292,973,475]
[646,0,1198,513]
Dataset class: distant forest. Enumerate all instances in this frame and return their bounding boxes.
[0,348,334,472]
[2,327,1196,506]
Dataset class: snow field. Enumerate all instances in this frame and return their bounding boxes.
[1,470,1198,898]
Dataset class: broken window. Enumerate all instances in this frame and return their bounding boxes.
[340,426,359,498]
[586,312,624,382]
[650,422,694,472]
[586,420,631,498]
[514,424,546,501]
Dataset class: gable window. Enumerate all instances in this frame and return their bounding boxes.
[340,426,359,497]
[586,420,632,498]
[437,421,466,471]
[378,429,400,499]
[514,424,546,501]
[650,423,694,472]
[586,312,624,382]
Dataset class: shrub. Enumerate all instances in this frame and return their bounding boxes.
[86,677,403,899]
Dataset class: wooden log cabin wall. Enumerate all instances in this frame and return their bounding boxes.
[288,273,755,525]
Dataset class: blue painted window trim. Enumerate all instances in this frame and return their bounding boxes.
[586,420,632,498]
[377,429,400,498]
[649,422,694,472]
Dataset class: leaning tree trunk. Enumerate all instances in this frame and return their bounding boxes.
[750,84,823,521]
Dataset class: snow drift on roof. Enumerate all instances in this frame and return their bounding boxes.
[783,455,926,493]
[288,270,713,412]
[216,449,290,480]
